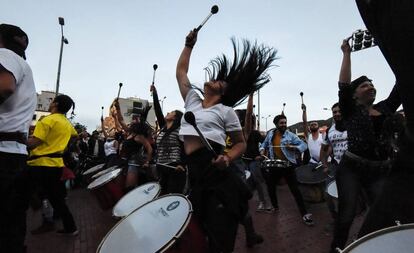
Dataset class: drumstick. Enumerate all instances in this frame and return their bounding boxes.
[157,163,178,170]
[195,5,219,32]
[116,82,123,100]
[300,92,304,104]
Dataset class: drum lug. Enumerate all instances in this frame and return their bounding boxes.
[395,220,402,226]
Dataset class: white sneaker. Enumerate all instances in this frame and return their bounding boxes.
[302,213,314,226]
[256,202,265,212]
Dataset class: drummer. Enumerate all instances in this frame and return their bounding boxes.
[259,114,314,225]
[320,103,348,225]
[301,103,324,165]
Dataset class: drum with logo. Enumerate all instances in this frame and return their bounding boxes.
[97,194,208,253]
[112,182,161,218]
[87,168,125,210]
[338,222,414,253]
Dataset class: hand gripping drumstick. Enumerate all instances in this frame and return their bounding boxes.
[116,82,123,100]
[184,111,217,158]
[195,5,219,32]
[152,64,158,85]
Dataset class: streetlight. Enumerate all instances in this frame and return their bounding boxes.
[159,96,166,111]
[55,17,69,97]
[262,114,271,131]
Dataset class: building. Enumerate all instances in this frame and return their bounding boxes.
[32,91,54,126]
[117,97,156,128]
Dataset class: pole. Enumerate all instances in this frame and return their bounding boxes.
[258,90,261,130]
[55,25,64,97]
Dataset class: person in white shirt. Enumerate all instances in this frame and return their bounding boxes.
[0,23,36,253]
[302,103,324,164]
[176,29,277,253]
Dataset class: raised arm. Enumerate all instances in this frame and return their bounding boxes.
[243,93,254,138]
[176,30,198,101]
[150,84,166,129]
[339,39,352,84]
[113,99,128,132]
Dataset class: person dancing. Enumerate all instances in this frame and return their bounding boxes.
[150,84,186,194]
[176,29,277,252]
[330,39,401,252]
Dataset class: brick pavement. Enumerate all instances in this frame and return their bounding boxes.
[26,185,364,253]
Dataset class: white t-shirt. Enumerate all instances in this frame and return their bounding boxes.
[179,89,241,146]
[307,133,324,164]
[104,139,117,156]
[322,123,348,164]
[0,48,36,155]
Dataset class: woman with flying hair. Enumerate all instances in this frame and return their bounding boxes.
[176,29,277,253]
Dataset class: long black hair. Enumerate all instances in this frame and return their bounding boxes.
[160,110,183,143]
[206,38,278,107]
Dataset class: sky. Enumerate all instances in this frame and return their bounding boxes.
[2,0,396,131]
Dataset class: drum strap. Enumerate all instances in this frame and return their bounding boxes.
[28,152,64,161]
[0,132,27,144]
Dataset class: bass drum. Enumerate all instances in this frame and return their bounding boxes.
[97,194,208,253]
[339,223,414,253]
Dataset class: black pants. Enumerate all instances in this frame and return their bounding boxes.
[0,152,30,253]
[158,163,186,194]
[186,148,251,253]
[330,154,386,251]
[262,165,307,216]
[29,166,77,231]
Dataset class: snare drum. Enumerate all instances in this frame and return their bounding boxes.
[112,182,161,218]
[82,163,105,184]
[339,223,414,253]
[97,194,208,253]
[87,168,125,210]
[261,159,288,169]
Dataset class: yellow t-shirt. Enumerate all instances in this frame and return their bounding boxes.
[28,113,78,167]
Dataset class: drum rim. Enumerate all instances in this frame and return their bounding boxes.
[87,168,122,190]
[326,180,338,199]
[97,194,193,253]
[82,163,105,175]
[112,181,161,218]
[340,223,414,252]
[91,165,120,179]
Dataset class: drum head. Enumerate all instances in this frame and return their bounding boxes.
[92,166,119,179]
[295,164,327,184]
[87,168,122,190]
[327,180,338,199]
[112,182,161,218]
[98,194,192,253]
[82,163,105,175]
[342,224,414,253]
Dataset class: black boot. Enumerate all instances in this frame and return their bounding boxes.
[242,213,264,248]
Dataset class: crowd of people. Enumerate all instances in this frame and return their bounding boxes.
[1,1,414,252]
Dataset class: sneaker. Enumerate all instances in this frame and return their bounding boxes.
[302,213,314,226]
[256,202,265,212]
[246,233,264,248]
[56,229,79,236]
[31,223,55,235]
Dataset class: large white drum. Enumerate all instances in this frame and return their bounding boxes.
[339,223,414,253]
[112,182,161,218]
[82,163,105,176]
[327,180,338,199]
[92,165,120,180]
[98,194,196,253]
